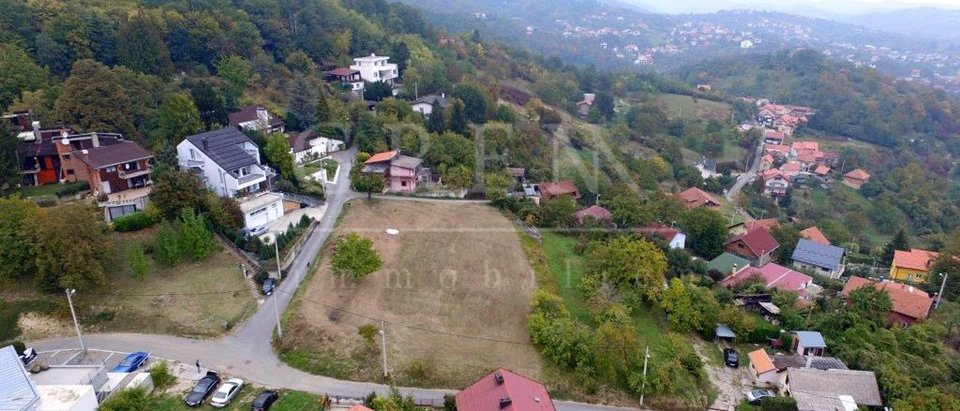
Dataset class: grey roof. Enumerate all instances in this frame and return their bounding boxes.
[0,345,40,411]
[773,355,847,371]
[791,239,845,270]
[715,324,736,338]
[184,127,258,172]
[412,94,449,108]
[392,155,422,170]
[788,368,882,408]
[795,331,827,348]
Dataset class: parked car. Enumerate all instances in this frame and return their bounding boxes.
[261,278,276,296]
[19,347,38,368]
[247,226,268,237]
[211,378,244,408]
[251,390,279,411]
[745,389,777,404]
[723,348,739,368]
[111,351,149,373]
[184,371,221,407]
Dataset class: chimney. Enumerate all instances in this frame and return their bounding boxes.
[91,132,100,148]
[499,397,512,408]
[731,263,738,277]
[908,286,914,293]
[441,92,445,99]
[31,121,40,140]
[202,138,209,150]
[494,371,504,385]
[257,106,269,124]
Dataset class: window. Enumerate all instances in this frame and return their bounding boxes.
[106,166,117,173]
[401,181,407,187]
[62,154,70,160]
[66,169,75,175]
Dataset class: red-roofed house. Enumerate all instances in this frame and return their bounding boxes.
[842,169,871,189]
[636,224,686,249]
[800,226,830,245]
[763,144,791,159]
[760,169,790,197]
[574,205,611,224]
[677,187,720,209]
[538,181,580,201]
[361,150,428,193]
[724,227,780,267]
[889,248,938,283]
[779,161,802,177]
[760,154,775,172]
[745,218,780,232]
[719,262,817,299]
[842,276,934,326]
[813,164,831,178]
[763,130,786,144]
[748,349,778,386]
[456,368,556,411]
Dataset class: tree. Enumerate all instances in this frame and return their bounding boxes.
[116,13,173,77]
[315,93,332,124]
[441,164,473,189]
[0,123,18,188]
[0,44,52,109]
[538,196,579,229]
[152,93,202,149]
[150,170,209,219]
[770,225,800,265]
[659,278,721,333]
[263,133,295,181]
[176,208,217,261]
[356,113,386,153]
[680,208,728,258]
[447,99,468,135]
[153,221,182,266]
[0,197,37,284]
[191,81,228,128]
[331,233,382,281]
[607,192,652,228]
[216,55,252,98]
[285,50,315,75]
[364,81,393,102]
[28,203,114,291]
[454,83,489,124]
[128,243,148,280]
[426,100,445,134]
[849,286,893,327]
[99,388,149,411]
[585,236,667,301]
[285,74,319,130]
[882,229,910,266]
[54,59,137,137]
[390,41,410,73]
[594,92,615,121]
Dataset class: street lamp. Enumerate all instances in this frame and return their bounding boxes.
[64,289,85,352]
[936,272,949,310]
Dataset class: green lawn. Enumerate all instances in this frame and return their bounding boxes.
[3,181,87,199]
[541,233,592,323]
[656,94,731,122]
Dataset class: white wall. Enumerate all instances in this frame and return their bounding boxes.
[242,196,284,230]
[670,233,686,249]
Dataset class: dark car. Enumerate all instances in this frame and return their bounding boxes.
[723,348,739,368]
[184,371,221,407]
[111,351,149,373]
[251,390,279,411]
[261,278,276,296]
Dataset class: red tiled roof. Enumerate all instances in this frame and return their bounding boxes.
[842,276,934,320]
[814,165,830,175]
[763,130,786,140]
[574,205,612,222]
[760,169,787,182]
[456,368,556,411]
[761,154,775,164]
[678,187,720,209]
[892,249,938,272]
[844,168,870,181]
[725,227,780,256]
[749,349,776,374]
[780,162,802,173]
[800,226,831,245]
[746,218,779,232]
[539,181,579,198]
[364,150,399,164]
[637,224,681,242]
[792,141,820,151]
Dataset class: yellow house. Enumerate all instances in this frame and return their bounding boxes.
[889,249,938,283]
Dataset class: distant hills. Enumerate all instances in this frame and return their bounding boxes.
[840,7,960,44]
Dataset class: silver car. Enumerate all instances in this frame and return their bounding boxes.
[210,378,244,408]
[745,388,776,404]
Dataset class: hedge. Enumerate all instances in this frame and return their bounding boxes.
[112,212,157,232]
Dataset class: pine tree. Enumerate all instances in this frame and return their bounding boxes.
[426,100,445,134]
[315,94,332,123]
[882,229,910,266]
[448,99,468,135]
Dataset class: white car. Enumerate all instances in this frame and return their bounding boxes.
[210,378,244,408]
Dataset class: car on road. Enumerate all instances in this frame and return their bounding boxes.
[211,378,244,408]
[19,347,38,368]
[111,351,149,373]
[184,371,221,407]
[261,277,276,296]
[745,389,776,404]
[723,348,739,368]
[251,390,279,411]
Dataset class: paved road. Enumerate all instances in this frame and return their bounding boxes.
[30,147,640,411]
[724,141,763,222]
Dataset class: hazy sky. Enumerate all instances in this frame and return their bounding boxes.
[624,0,960,14]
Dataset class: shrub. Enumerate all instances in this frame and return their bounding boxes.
[358,323,379,346]
[759,396,797,411]
[112,212,157,232]
[128,244,148,280]
[56,182,89,197]
[99,388,149,411]
[150,362,176,390]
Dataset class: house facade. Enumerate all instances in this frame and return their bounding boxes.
[677,187,720,209]
[361,150,428,193]
[411,94,449,117]
[350,54,399,85]
[842,168,871,189]
[724,227,780,267]
[842,276,934,327]
[748,349,778,386]
[793,331,827,356]
[637,224,686,249]
[228,105,285,134]
[287,131,344,164]
[760,169,790,197]
[538,181,580,201]
[17,129,124,186]
[889,248,938,283]
[326,68,364,95]
[70,141,154,221]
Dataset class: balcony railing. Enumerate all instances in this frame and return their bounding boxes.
[187,159,204,167]
[236,173,265,186]
[118,165,152,179]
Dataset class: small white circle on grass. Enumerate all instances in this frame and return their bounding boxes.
[385,228,400,235]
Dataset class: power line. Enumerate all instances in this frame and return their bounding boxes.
[82,289,251,298]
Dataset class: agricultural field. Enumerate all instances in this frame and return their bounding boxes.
[656,93,732,122]
[281,199,541,389]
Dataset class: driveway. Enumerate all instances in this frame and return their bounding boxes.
[694,342,751,411]
[724,141,763,222]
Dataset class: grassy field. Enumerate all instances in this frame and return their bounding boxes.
[281,199,541,389]
[656,94,731,122]
[1,181,88,199]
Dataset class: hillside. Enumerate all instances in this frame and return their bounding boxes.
[842,7,960,44]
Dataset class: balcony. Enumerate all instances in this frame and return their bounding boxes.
[118,165,152,179]
[187,159,204,167]
[236,172,265,186]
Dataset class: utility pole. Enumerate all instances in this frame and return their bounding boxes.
[65,289,85,353]
[272,292,283,340]
[274,235,283,281]
[937,272,949,310]
[639,345,650,408]
[379,320,389,377]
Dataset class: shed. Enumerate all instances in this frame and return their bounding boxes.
[793,331,826,356]
[748,349,778,386]
[715,324,736,343]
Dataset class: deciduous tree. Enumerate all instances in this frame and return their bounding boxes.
[152,92,202,149]
[0,197,37,284]
[116,13,173,77]
[331,233,382,281]
[263,133,295,181]
[150,170,208,220]
[585,236,667,301]
[679,208,728,258]
[28,203,114,291]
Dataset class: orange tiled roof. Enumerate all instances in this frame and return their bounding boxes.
[844,168,870,180]
[365,150,398,164]
[843,276,934,320]
[814,165,830,175]
[678,187,720,209]
[746,218,780,232]
[800,226,831,245]
[749,349,776,374]
[892,249,938,272]
[780,162,802,173]
[792,141,820,151]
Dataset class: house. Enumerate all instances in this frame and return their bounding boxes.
[677,187,720,209]
[347,405,375,411]
[745,218,779,232]
[763,130,786,144]
[719,263,819,299]
[707,252,751,276]
[177,127,272,198]
[813,164,831,178]
[799,226,830,245]
[759,154,775,171]
[576,93,595,116]
[889,248,938,283]
[842,276,934,326]
[70,141,154,221]
[17,128,122,186]
[228,105,285,134]
[636,224,686,249]
[791,239,846,279]
[759,169,790,197]
[694,157,719,179]
[411,94,449,117]
[842,169,871,189]
[361,150,428,193]
[779,161,802,178]
[350,54,399,85]
[748,349,778,386]
[763,143,791,159]
[326,68,364,94]
[287,130,344,164]
[772,355,847,372]
[574,205,612,224]
[1,345,40,410]
[792,331,827,356]
[538,181,580,201]
[784,368,882,411]
[455,368,556,411]
[724,227,780,267]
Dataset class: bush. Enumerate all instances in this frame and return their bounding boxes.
[56,182,89,197]
[759,396,797,411]
[113,212,158,232]
[150,362,175,390]
[99,388,149,411]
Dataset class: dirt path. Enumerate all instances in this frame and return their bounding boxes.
[694,341,751,411]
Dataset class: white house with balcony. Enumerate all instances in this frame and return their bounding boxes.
[350,54,399,85]
[177,127,283,231]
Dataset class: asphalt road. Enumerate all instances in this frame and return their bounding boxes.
[724,140,763,221]
[29,147,641,411]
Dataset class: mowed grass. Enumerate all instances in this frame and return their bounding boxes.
[77,229,257,337]
[656,93,731,122]
[282,199,541,389]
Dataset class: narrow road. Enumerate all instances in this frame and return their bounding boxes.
[30,147,640,411]
[724,141,763,222]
